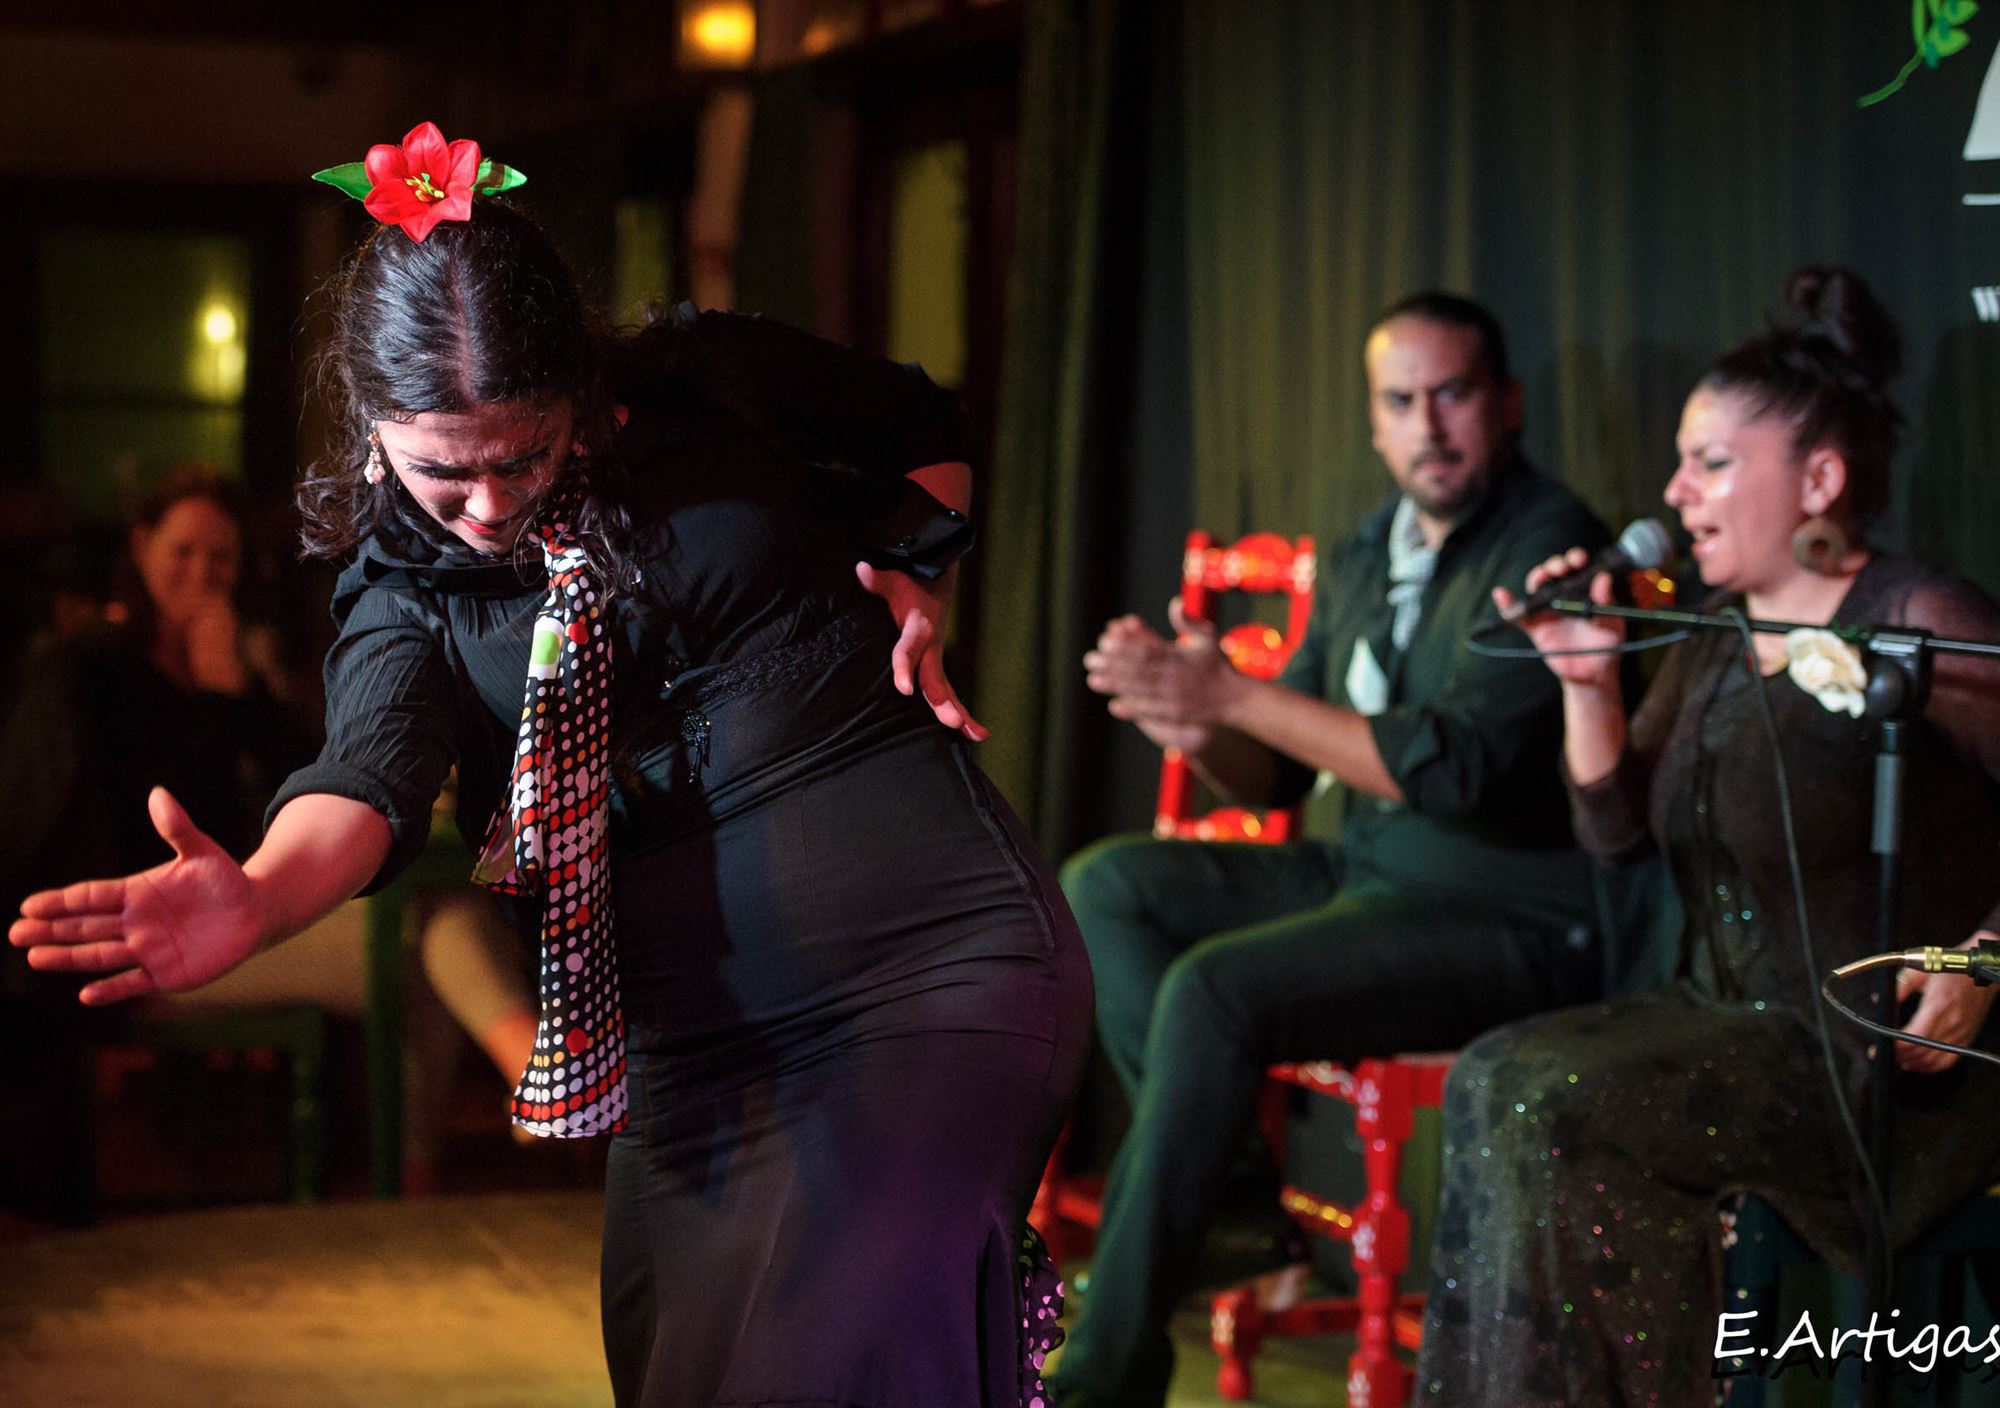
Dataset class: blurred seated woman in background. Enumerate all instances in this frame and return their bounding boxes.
[1415,266,2000,1406]
[0,466,538,1193]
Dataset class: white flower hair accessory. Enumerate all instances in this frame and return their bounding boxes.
[1784,628,1868,717]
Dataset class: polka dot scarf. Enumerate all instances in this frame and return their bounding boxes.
[474,486,626,1137]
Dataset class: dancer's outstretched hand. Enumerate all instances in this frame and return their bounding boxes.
[9,787,265,1006]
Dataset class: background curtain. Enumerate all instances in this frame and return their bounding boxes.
[973,0,1189,853]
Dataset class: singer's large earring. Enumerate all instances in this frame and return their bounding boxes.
[1791,514,1849,574]
[363,426,387,486]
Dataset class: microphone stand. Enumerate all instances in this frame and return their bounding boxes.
[1544,599,2000,1405]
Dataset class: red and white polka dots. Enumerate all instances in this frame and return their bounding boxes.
[476,489,625,1137]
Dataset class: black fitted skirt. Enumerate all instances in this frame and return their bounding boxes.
[601,728,1092,1407]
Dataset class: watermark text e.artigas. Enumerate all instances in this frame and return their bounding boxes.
[1716,1309,2000,1378]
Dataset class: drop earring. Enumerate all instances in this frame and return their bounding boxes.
[1790,515,1849,574]
[363,426,387,485]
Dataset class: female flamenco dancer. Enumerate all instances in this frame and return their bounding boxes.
[12,123,1091,1408]
[1415,266,2000,1404]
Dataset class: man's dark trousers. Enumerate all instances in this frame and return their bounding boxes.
[1055,833,1602,1404]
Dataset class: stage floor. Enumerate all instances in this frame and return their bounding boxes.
[0,1193,1348,1406]
[0,1192,608,1408]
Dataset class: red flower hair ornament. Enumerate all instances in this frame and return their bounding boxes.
[312,122,526,242]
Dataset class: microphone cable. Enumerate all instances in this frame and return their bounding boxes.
[1484,602,1893,1293]
[1466,629,1692,661]
[1722,608,1893,1303]
[1467,599,1981,1284]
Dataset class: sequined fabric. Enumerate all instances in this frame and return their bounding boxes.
[1020,1224,1066,1408]
[1421,991,1856,1406]
[1416,558,2000,1407]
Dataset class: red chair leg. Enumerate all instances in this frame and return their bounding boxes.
[1346,1347,1412,1408]
[1210,1284,1262,1401]
[1346,1221,1413,1407]
[1212,1058,1447,1407]
[1350,1061,1417,1406]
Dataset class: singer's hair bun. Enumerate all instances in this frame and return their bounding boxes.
[1775,265,1903,395]
[1700,264,1905,532]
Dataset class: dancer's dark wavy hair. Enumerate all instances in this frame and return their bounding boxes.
[299,200,641,590]
[1700,265,1905,533]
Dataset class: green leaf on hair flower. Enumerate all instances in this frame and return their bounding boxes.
[1935,23,1972,55]
[474,159,528,194]
[310,163,375,200]
[1945,0,1979,22]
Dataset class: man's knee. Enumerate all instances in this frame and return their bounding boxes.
[1150,945,1254,1053]
[1058,833,1159,926]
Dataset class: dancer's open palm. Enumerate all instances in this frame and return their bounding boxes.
[9,787,264,1006]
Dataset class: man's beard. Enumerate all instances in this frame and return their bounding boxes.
[1407,461,1483,521]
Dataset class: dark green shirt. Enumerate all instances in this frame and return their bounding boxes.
[1273,460,1612,924]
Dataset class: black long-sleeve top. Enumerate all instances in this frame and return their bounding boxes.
[270,309,973,890]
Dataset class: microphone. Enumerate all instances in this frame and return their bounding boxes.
[1492,517,1677,627]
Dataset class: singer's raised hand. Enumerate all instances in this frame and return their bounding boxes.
[9,787,265,1006]
[1493,546,1627,689]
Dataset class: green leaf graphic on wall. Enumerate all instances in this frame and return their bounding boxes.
[1861,0,1981,106]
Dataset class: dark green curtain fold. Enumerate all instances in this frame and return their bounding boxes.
[975,0,1169,848]
[735,68,820,330]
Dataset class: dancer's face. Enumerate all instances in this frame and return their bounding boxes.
[376,399,576,554]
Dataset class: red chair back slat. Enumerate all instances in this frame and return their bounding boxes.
[1154,530,1317,843]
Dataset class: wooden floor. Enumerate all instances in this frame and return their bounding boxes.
[0,1044,1356,1406]
[0,1194,608,1408]
[0,1194,1353,1408]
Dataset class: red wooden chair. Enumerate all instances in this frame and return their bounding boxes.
[1028,528,1459,1407]
[1209,1057,1452,1406]
[1031,530,1317,1263]
[1151,530,1317,843]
